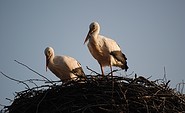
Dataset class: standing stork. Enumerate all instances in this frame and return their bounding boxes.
[44,47,86,82]
[84,22,128,76]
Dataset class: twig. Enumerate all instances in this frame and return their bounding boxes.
[164,80,170,89]
[28,80,38,87]
[0,103,6,107]
[14,60,53,85]
[86,66,100,75]
[176,80,185,94]
[36,90,49,113]
[45,80,61,84]
[163,66,167,83]
[126,71,134,77]
[0,71,30,89]
[181,80,184,94]
[144,100,149,113]
[107,69,120,76]
[15,84,53,95]
[5,98,13,103]
[22,79,50,88]
[22,79,47,83]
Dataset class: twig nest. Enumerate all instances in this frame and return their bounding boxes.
[4,75,185,113]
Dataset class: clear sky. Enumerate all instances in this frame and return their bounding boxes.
[0,0,185,109]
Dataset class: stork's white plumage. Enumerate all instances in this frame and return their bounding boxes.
[44,47,86,82]
[84,22,128,76]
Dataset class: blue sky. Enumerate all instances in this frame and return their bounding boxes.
[0,0,185,109]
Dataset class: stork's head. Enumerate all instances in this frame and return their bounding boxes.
[84,22,100,44]
[44,47,54,71]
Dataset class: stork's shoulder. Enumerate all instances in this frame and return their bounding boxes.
[53,55,65,64]
[59,55,76,62]
[100,35,121,51]
[62,55,82,67]
[100,35,118,44]
[53,55,75,63]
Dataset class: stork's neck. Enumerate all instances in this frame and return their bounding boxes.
[90,30,99,41]
[49,54,55,65]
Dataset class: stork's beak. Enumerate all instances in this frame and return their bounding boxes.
[84,30,91,44]
[45,56,49,71]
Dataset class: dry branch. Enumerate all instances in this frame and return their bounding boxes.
[3,75,185,113]
[14,60,53,85]
[0,71,30,89]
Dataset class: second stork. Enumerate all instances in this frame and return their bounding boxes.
[84,22,128,76]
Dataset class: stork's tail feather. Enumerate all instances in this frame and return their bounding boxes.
[71,67,86,79]
[110,51,129,71]
[123,62,129,72]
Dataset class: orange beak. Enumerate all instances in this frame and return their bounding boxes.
[45,56,50,71]
[84,30,91,44]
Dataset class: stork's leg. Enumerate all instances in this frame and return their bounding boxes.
[99,64,104,76]
[110,65,113,77]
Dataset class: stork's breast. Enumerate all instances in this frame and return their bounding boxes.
[87,42,110,66]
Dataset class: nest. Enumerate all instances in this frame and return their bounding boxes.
[4,75,185,113]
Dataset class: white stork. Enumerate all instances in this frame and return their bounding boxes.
[84,22,128,76]
[44,47,86,82]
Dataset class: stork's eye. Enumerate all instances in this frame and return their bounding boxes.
[90,24,95,29]
[93,24,95,28]
[47,50,51,55]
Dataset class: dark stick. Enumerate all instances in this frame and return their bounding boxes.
[0,71,30,89]
[14,60,53,85]
[86,66,100,75]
